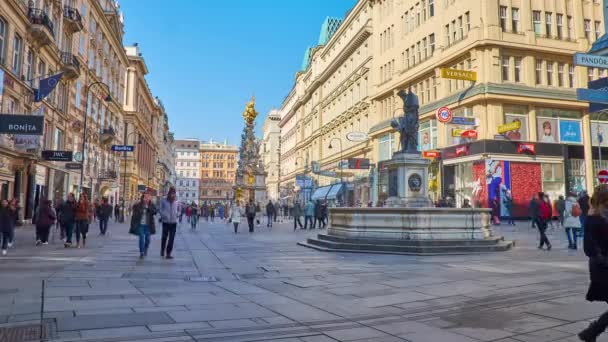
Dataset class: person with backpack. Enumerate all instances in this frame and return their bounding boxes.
[245,199,256,233]
[536,192,552,250]
[564,192,582,250]
[34,200,56,246]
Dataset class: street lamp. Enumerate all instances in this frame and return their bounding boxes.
[328,137,344,185]
[79,81,112,197]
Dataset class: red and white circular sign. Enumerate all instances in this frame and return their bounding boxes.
[436,107,453,123]
[599,169,608,184]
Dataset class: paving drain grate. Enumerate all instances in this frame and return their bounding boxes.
[0,323,49,342]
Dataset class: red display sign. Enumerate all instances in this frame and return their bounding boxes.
[423,151,440,158]
[599,170,608,184]
[460,130,478,139]
[455,145,469,156]
[517,143,536,154]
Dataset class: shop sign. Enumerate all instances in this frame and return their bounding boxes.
[460,130,478,139]
[436,107,453,123]
[14,135,40,151]
[111,145,135,152]
[65,163,82,170]
[494,134,507,140]
[347,158,370,169]
[498,120,522,134]
[599,170,608,184]
[440,68,477,81]
[574,53,608,69]
[41,150,73,162]
[0,114,44,135]
[455,145,469,156]
[517,143,536,154]
[422,151,440,159]
[450,116,477,126]
[346,131,368,142]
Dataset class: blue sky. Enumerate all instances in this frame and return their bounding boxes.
[120,0,357,145]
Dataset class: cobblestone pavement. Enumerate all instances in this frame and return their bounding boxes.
[0,217,604,342]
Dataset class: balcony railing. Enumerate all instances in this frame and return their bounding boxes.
[63,6,83,32]
[28,8,54,37]
[60,52,81,79]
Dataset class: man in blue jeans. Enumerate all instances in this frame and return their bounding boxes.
[58,193,76,248]
[130,193,157,259]
[160,188,179,259]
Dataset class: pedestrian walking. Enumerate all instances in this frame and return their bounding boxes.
[304,199,315,230]
[564,192,582,250]
[209,204,215,222]
[59,193,76,248]
[179,206,184,223]
[0,200,15,255]
[114,203,120,222]
[528,195,540,229]
[504,191,515,225]
[34,200,56,246]
[7,199,18,248]
[218,205,225,222]
[266,200,274,228]
[490,197,500,225]
[536,192,552,250]
[320,201,328,228]
[245,200,256,233]
[255,202,261,228]
[578,184,608,341]
[579,190,591,233]
[230,200,244,233]
[96,197,112,235]
[130,193,157,259]
[159,187,178,259]
[315,200,324,229]
[74,193,93,248]
[293,201,303,230]
[190,202,199,230]
[556,195,566,228]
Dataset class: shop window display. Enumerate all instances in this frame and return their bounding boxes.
[536,108,582,144]
[541,163,565,201]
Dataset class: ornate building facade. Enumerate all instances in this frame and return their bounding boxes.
[261,109,281,201]
[199,139,237,204]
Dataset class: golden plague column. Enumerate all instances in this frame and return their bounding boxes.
[234,97,267,204]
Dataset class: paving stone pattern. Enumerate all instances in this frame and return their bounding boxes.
[0,218,605,341]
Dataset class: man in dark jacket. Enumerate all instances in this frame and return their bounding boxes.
[528,195,540,229]
[245,199,256,233]
[555,195,566,227]
[265,200,275,228]
[96,197,112,235]
[314,200,323,229]
[578,190,590,227]
[59,193,77,248]
[130,193,157,258]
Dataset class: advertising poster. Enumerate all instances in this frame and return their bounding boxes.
[485,160,512,218]
[558,120,582,143]
[536,117,559,143]
[591,122,608,146]
[503,115,528,141]
[419,129,432,151]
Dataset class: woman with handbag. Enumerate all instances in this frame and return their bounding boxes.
[74,193,93,248]
[34,200,56,246]
[130,193,157,259]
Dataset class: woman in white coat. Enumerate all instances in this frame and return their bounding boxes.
[564,192,582,250]
[230,201,244,234]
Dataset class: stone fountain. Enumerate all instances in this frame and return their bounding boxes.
[299,91,514,255]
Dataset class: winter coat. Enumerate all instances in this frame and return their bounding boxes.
[35,205,56,228]
[293,203,302,217]
[304,201,315,217]
[266,203,275,216]
[579,195,591,216]
[563,197,581,228]
[159,198,179,224]
[230,206,243,224]
[584,215,608,302]
[75,201,93,223]
[528,199,540,219]
[314,202,322,218]
[0,207,14,233]
[245,204,256,218]
[96,203,112,220]
[130,202,157,235]
[58,200,76,225]
[556,199,566,217]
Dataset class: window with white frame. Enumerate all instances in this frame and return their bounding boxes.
[558,63,564,87]
[502,56,510,81]
[514,57,522,82]
[585,20,591,39]
[12,34,22,74]
[547,61,554,86]
[556,14,563,39]
[545,12,552,37]
[567,16,573,39]
[569,65,575,88]
[533,11,541,35]
[512,8,519,33]
[0,17,6,64]
[595,21,601,41]
[499,6,507,32]
[429,33,435,55]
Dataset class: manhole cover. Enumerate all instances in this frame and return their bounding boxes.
[0,323,49,342]
[186,276,218,282]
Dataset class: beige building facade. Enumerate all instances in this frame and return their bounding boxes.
[279,0,604,215]
[0,0,170,220]
[261,109,281,201]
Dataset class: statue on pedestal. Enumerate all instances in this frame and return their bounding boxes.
[390,90,420,154]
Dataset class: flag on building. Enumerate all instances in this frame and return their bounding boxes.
[34,73,63,102]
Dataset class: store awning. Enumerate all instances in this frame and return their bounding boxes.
[311,185,332,200]
[325,183,344,200]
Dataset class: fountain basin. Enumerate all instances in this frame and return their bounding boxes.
[299,207,514,255]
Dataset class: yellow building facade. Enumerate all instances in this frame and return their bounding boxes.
[280,0,605,214]
[198,140,238,204]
